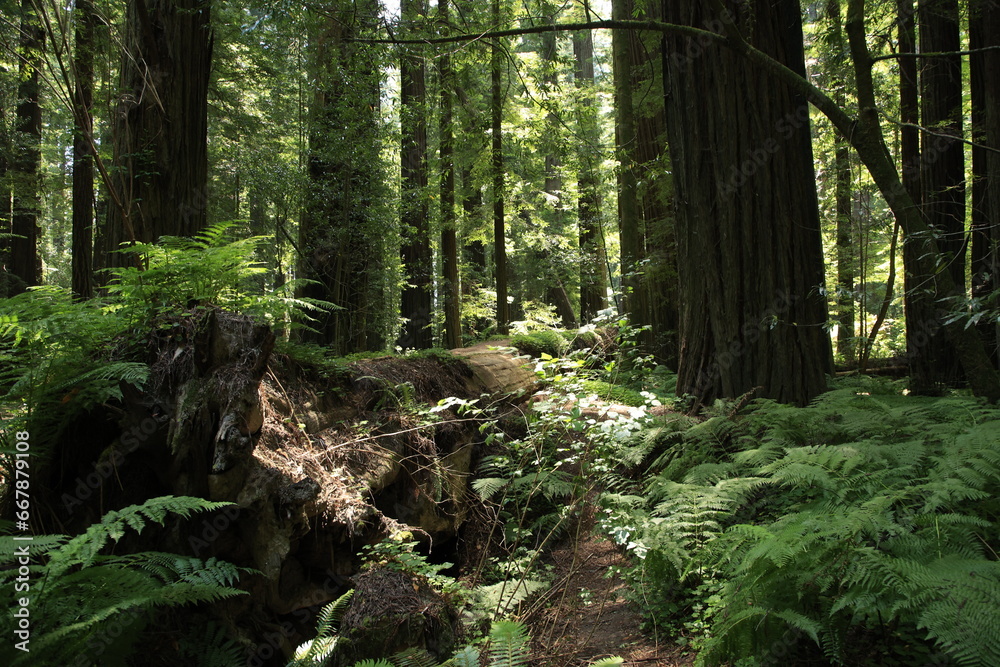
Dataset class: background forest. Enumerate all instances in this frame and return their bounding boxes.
[1,0,996,404]
[2,0,1000,665]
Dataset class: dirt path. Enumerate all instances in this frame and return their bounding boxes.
[524,526,693,667]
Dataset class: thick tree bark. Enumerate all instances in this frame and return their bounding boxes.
[902,0,965,393]
[663,0,833,406]
[72,0,97,300]
[574,28,608,323]
[398,0,433,350]
[439,0,462,349]
[10,0,44,293]
[492,0,509,335]
[970,0,1000,364]
[102,0,212,273]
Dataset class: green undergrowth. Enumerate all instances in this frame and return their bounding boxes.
[0,497,250,667]
[600,376,1000,666]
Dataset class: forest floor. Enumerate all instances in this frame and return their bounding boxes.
[524,510,693,666]
[452,339,692,664]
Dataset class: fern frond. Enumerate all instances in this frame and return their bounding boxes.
[442,646,480,667]
[487,620,530,667]
[314,589,354,641]
[51,496,232,573]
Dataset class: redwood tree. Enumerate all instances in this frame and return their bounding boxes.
[574,27,608,322]
[298,3,387,352]
[903,0,965,393]
[9,0,44,293]
[970,0,1000,364]
[398,0,433,350]
[100,0,213,272]
[663,0,833,406]
[71,0,97,300]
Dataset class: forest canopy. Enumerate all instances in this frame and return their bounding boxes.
[0,0,999,402]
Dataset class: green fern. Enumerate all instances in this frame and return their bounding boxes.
[107,221,335,330]
[287,589,354,667]
[486,620,530,667]
[0,496,249,667]
[616,380,1000,666]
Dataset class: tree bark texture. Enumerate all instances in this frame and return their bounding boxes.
[663,0,833,406]
[72,0,97,300]
[102,0,212,272]
[398,0,433,350]
[903,0,965,393]
[970,0,1000,364]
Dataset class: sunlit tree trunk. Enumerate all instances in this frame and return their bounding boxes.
[492,0,509,335]
[663,0,833,406]
[825,0,854,361]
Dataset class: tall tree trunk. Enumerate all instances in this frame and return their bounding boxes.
[716,0,1000,401]
[898,0,927,371]
[612,0,646,332]
[102,0,213,273]
[10,0,44,293]
[298,4,384,353]
[970,0,1000,364]
[536,10,576,328]
[398,0,433,350]
[439,0,462,349]
[663,0,833,406]
[826,0,854,361]
[72,0,97,300]
[492,0,509,335]
[574,28,608,323]
[904,0,965,393]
